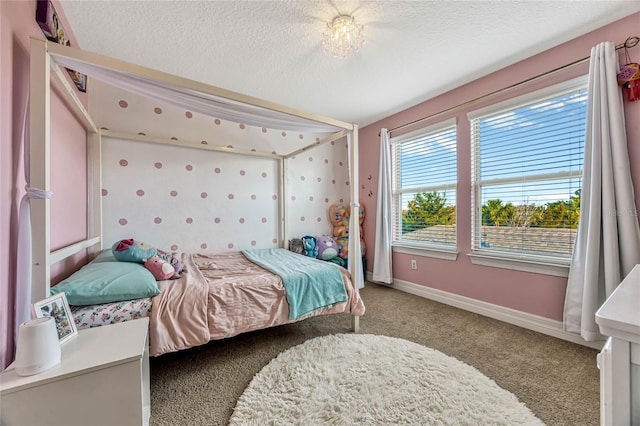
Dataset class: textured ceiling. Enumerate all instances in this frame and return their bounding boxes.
[59,1,640,127]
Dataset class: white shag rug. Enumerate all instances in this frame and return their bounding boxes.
[229,334,544,425]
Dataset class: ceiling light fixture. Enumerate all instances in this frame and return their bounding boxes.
[322,15,364,59]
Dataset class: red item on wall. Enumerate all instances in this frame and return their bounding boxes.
[617,36,640,102]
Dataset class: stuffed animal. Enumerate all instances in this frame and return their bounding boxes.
[112,239,157,263]
[328,204,366,260]
[157,251,183,275]
[301,235,318,258]
[316,235,338,260]
[144,256,176,280]
[335,236,349,259]
[289,238,305,255]
[329,204,350,238]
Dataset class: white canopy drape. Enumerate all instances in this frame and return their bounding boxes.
[15,92,53,341]
[53,54,344,134]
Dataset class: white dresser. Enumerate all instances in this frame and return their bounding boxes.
[0,318,150,426]
[596,264,640,426]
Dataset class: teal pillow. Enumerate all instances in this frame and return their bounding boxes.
[92,249,117,263]
[51,261,161,306]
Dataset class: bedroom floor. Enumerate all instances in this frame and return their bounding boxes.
[149,282,599,426]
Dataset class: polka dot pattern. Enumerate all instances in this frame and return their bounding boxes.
[100,114,348,252]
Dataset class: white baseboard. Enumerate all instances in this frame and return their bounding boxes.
[365,271,603,350]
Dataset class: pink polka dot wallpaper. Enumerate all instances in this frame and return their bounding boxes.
[93,82,351,252]
[102,138,280,252]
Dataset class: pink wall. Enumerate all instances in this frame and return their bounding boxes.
[1,0,87,369]
[360,12,640,322]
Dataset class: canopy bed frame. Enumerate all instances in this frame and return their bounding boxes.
[25,37,363,334]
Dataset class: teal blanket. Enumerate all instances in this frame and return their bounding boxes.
[242,248,347,319]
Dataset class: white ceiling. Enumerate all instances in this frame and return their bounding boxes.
[59,1,640,128]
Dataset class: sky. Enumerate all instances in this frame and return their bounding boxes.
[396,86,587,208]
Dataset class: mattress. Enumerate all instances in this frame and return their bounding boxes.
[71,298,152,330]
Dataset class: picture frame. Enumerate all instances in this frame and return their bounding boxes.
[32,293,78,344]
[35,0,87,93]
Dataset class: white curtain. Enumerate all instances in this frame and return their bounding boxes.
[15,93,53,341]
[564,41,640,341]
[372,129,393,284]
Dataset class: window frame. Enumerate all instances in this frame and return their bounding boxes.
[467,76,588,276]
[390,118,458,260]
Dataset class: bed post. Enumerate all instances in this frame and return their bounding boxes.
[30,38,52,302]
[351,316,360,333]
[280,157,288,248]
[348,124,362,334]
[88,132,103,255]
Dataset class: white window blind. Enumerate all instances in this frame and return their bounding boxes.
[469,77,587,260]
[391,119,457,248]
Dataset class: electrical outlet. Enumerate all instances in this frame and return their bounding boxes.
[410,259,417,270]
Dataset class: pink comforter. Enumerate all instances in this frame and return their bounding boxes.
[149,252,365,356]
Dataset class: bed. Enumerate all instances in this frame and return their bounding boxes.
[20,38,364,355]
[63,249,364,356]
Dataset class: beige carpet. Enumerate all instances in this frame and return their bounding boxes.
[149,282,600,426]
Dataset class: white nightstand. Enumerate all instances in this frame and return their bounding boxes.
[1,317,150,426]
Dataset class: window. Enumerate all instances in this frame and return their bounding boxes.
[391,118,457,252]
[469,77,587,268]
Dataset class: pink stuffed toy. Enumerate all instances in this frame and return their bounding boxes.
[144,256,176,281]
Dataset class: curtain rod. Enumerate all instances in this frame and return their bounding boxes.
[387,35,639,136]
